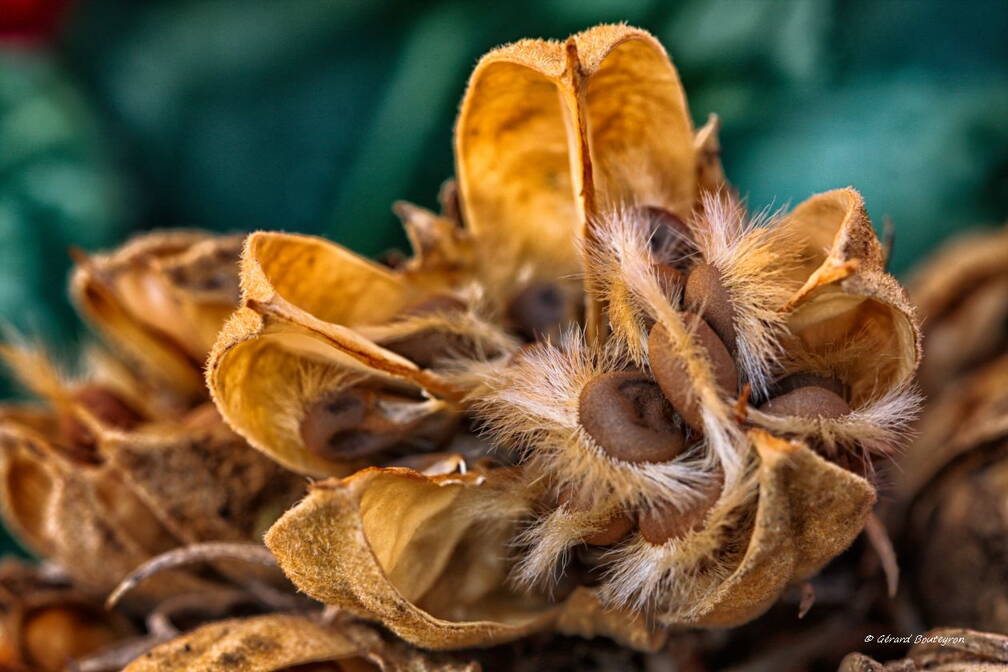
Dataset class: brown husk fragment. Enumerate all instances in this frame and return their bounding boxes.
[71,231,244,402]
[122,613,479,671]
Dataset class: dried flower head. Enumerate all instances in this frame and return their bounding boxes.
[196,24,927,650]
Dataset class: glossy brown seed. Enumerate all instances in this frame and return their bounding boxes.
[759,386,851,419]
[772,372,849,399]
[578,370,685,463]
[684,263,737,353]
[507,282,575,342]
[638,477,723,544]
[300,389,405,460]
[637,205,693,268]
[648,315,739,432]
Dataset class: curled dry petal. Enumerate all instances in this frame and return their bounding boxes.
[265,466,664,651]
[71,231,243,401]
[122,613,478,672]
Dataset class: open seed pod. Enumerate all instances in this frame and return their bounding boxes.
[122,613,478,672]
[907,226,1008,395]
[0,559,135,672]
[206,231,519,477]
[893,354,1008,632]
[265,463,665,651]
[0,347,301,605]
[71,230,244,402]
[265,430,872,646]
[839,629,1008,671]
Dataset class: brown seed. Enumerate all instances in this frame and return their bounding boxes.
[638,477,723,544]
[582,511,635,546]
[772,372,849,399]
[759,386,851,419]
[684,263,737,353]
[555,488,636,546]
[381,330,469,369]
[648,315,739,432]
[637,205,693,268]
[578,370,686,463]
[507,282,576,342]
[300,388,407,460]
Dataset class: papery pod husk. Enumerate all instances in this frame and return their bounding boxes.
[747,189,921,448]
[265,465,665,651]
[71,230,244,402]
[0,559,135,672]
[839,629,1008,671]
[122,613,479,672]
[101,406,306,546]
[685,430,875,627]
[907,227,1008,394]
[207,231,471,477]
[890,356,1008,632]
[0,422,214,605]
[456,24,702,335]
[266,433,873,644]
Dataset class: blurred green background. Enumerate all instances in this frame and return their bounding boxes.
[0,0,1006,554]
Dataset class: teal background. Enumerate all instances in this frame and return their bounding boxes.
[0,0,1006,555]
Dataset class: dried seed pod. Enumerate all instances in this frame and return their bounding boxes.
[0,560,135,672]
[122,613,478,672]
[907,227,1008,395]
[838,628,1008,671]
[207,231,513,476]
[266,465,664,651]
[892,356,1008,632]
[71,231,243,401]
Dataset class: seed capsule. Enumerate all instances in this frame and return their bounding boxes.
[507,282,576,342]
[684,263,737,353]
[648,315,739,432]
[638,477,723,544]
[759,386,851,419]
[578,370,685,464]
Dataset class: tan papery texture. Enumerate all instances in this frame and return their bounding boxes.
[265,466,665,651]
[122,613,479,671]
